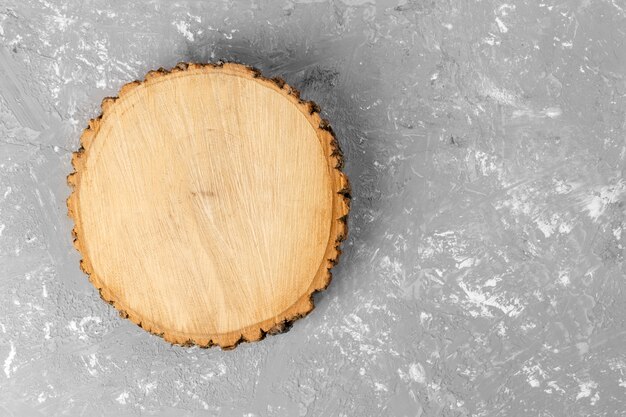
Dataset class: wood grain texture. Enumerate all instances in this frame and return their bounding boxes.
[67,62,350,349]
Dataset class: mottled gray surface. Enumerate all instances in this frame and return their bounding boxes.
[1,0,625,415]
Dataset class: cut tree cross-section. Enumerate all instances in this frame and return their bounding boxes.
[67,62,350,349]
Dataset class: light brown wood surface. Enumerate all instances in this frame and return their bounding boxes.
[67,62,350,349]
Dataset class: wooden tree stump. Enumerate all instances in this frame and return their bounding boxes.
[67,62,350,349]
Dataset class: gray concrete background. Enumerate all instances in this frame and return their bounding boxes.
[0,0,625,416]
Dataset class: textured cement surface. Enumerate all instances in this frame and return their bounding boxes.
[1,0,626,416]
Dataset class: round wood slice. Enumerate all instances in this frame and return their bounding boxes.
[67,62,350,349]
